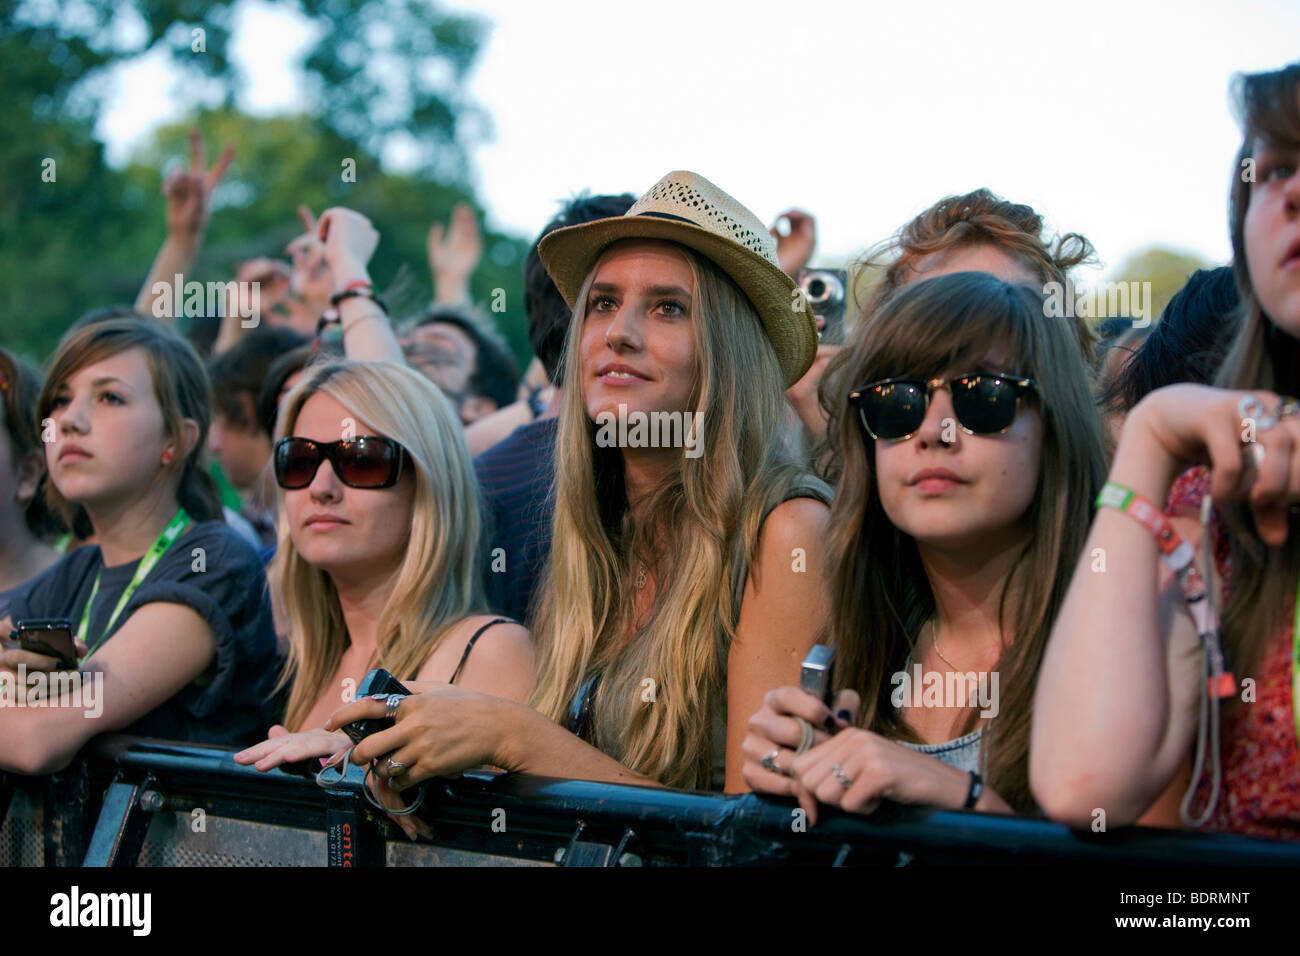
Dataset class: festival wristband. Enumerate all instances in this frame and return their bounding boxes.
[1095,482,1196,573]
[1096,482,1236,698]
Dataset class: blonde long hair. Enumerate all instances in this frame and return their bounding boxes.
[530,242,818,790]
[272,360,484,731]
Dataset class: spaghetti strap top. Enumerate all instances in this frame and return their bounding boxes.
[448,617,516,686]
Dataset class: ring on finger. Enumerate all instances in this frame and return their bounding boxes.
[832,763,853,789]
[761,748,782,775]
[794,717,815,756]
[384,694,405,720]
[386,758,408,777]
[1243,442,1267,469]
[1238,395,1277,434]
[1278,396,1300,420]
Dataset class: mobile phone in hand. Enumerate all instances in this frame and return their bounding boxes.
[13,618,78,669]
[800,644,837,708]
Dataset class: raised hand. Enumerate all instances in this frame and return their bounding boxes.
[770,208,817,277]
[316,207,380,290]
[285,206,333,310]
[163,127,235,241]
[1126,383,1300,546]
[428,203,482,304]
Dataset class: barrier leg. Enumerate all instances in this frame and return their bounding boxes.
[83,777,153,867]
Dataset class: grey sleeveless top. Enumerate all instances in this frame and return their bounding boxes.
[566,473,833,792]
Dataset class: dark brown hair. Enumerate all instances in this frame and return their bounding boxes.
[821,271,1107,813]
[1214,61,1300,680]
[0,347,63,538]
[37,315,222,534]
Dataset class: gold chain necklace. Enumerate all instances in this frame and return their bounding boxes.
[931,617,959,670]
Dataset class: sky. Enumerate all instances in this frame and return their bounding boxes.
[97,0,1300,284]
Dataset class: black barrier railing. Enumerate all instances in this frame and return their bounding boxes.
[2,734,1299,866]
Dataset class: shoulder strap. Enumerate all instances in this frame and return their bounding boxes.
[448,617,516,685]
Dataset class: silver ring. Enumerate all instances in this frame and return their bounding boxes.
[794,717,815,755]
[384,694,405,720]
[832,763,852,789]
[761,748,781,774]
[386,758,408,777]
[1278,397,1300,419]
[1238,395,1277,433]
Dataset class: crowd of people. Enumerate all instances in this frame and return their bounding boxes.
[0,61,1297,846]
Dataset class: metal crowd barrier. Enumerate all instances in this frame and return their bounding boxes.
[2,735,1298,867]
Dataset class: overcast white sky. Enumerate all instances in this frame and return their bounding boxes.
[99,0,1300,282]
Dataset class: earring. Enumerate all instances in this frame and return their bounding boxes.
[161,449,173,465]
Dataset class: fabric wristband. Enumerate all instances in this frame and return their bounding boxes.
[1096,481,1236,699]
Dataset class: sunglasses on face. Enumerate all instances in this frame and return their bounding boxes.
[273,436,408,489]
[847,372,1037,442]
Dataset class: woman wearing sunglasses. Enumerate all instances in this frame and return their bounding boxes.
[234,360,533,776]
[742,271,1107,819]
[0,316,279,774]
[1033,62,1300,840]
[327,171,830,793]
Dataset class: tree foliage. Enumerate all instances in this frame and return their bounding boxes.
[0,0,529,365]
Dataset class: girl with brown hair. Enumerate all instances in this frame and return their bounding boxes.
[0,316,279,773]
[1033,61,1300,840]
[745,271,1107,818]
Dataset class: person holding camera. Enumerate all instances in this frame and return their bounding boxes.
[742,271,1107,821]
[0,316,279,774]
[327,171,831,793]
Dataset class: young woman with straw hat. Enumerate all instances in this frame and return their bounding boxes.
[328,171,832,793]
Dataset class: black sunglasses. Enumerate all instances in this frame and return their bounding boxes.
[273,436,408,489]
[847,372,1037,442]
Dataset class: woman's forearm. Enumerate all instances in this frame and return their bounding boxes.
[1031,414,1198,824]
[135,234,200,322]
[496,700,664,789]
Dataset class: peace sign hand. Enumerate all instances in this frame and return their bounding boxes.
[163,127,235,241]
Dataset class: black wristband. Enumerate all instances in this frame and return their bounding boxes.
[329,287,389,314]
[963,770,983,810]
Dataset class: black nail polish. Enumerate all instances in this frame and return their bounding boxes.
[836,709,851,722]
[823,715,837,732]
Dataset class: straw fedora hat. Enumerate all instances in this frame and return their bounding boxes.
[537,171,817,387]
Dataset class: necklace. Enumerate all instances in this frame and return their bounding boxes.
[931,617,959,670]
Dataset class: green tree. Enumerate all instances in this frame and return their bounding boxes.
[0,0,509,362]
[1107,246,1217,323]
